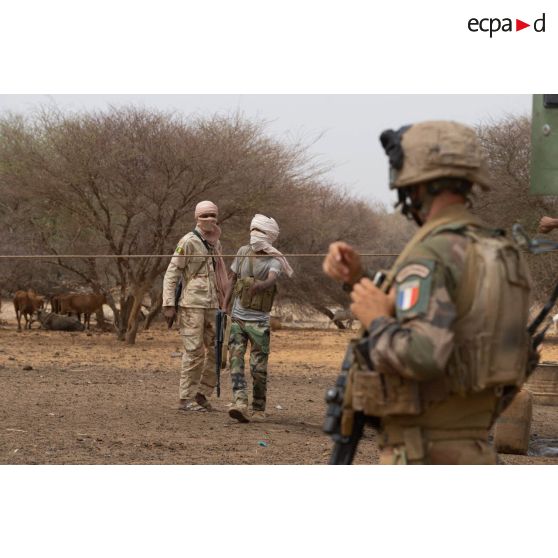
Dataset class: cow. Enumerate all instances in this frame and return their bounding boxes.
[59,293,106,329]
[13,290,45,331]
[37,310,85,332]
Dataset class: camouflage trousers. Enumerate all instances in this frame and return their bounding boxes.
[229,319,270,411]
[178,307,217,400]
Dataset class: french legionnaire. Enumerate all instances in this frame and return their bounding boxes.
[223,214,293,423]
[163,201,229,412]
[323,121,533,464]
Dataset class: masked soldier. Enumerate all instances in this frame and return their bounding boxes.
[323,121,532,464]
[223,214,293,423]
[163,201,228,412]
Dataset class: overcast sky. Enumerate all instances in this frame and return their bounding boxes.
[0,94,531,207]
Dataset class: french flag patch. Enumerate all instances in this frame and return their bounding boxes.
[397,280,420,311]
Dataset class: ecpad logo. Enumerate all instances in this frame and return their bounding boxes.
[468,13,546,37]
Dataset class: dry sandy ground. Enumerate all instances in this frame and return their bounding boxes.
[1,306,557,465]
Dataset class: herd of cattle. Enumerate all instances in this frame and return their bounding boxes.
[10,290,107,332]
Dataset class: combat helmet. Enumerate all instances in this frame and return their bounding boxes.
[380,121,491,190]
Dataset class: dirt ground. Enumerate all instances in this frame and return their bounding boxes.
[1,303,558,465]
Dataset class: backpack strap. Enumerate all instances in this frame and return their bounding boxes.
[185,231,211,280]
[384,206,483,292]
[192,229,216,271]
[248,249,255,277]
[237,247,256,278]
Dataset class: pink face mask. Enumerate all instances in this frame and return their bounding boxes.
[197,209,218,231]
[197,216,218,232]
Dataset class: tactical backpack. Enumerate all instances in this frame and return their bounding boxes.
[349,219,532,418]
[448,228,531,394]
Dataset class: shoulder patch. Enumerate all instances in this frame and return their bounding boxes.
[174,246,185,255]
[397,279,421,311]
[394,260,435,319]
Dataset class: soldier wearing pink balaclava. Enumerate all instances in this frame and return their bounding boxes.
[163,201,228,412]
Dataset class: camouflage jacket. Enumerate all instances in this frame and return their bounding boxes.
[162,229,220,309]
[365,204,500,430]
[367,205,477,382]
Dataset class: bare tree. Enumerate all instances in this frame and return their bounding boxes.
[475,115,558,303]
[0,107,337,341]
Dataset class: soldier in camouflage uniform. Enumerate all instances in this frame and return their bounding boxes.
[223,214,293,423]
[163,201,228,412]
[323,121,531,464]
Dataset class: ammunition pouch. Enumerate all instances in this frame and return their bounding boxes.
[348,338,451,418]
[233,251,277,312]
[352,369,422,417]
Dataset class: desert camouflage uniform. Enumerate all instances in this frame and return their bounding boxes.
[366,204,500,464]
[163,230,220,400]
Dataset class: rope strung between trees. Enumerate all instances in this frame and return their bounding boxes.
[0,253,401,260]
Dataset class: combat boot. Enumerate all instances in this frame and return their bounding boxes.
[251,410,267,421]
[195,393,213,411]
[178,399,207,412]
[229,402,250,423]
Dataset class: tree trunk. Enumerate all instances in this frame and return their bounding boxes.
[125,284,149,345]
[143,294,163,330]
[117,295,134,341]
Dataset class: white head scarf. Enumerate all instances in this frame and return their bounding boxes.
[249,214,293,278]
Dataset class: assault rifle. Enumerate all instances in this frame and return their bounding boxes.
[323,271,385,465]
[215,309,229,398]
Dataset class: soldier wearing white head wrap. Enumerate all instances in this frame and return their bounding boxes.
[249,214,294,277]
[222,214,292,423]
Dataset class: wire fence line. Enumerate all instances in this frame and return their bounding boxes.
[0,253,401,260]
[1,251,550,261]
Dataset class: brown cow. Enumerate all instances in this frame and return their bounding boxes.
[13,290,45,331]
[60,293,106,329]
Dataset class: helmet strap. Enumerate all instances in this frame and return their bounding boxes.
[396,179,473,226]
[395,186,431,227]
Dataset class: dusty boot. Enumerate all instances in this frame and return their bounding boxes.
[195,393,213,411]
[178,398,190,411]
[251,410,267,421]
[178,399,207,412]
[229,401,250,423]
